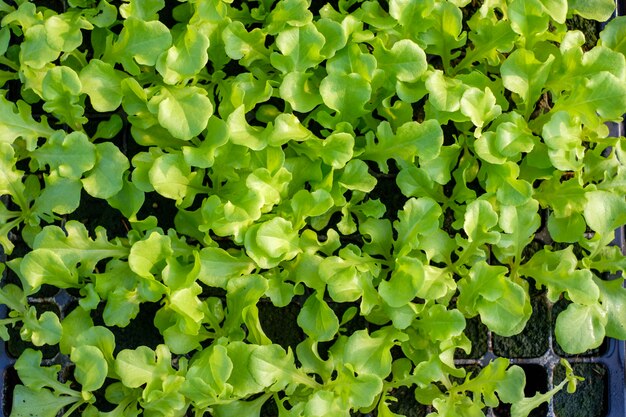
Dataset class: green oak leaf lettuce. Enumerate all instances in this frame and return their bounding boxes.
[0,1,624,417]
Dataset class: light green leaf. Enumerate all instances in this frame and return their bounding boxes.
[460,87,501,129]
[267,113,314,146]
[316,18,347,59]
[31,131,96,180]
[320,72,371,121]
[464,199,499,246]
[511,360,581,417]
[555,302,607,354]
[119,0,164,20]
[494,200,541,264]
[362,120,444,173]
[419,1,466,68]
[373,38,427,83]
[14,349,78,396]
[568,0,616,21]
[552,72,626,126]
[480,114,536,164]
[0,26,10,55]
[107,173,145,218]
[129,232,173,279]
[41,65,86,129]
[335,369,383,409]
[224,275,269,343]
[81,142,129,199]
[583,190,626,236]
[279,71,324,112]
[10,386,78,417]
[457,358,526,407]
[458,262,531,336]
[248,344,297,391]
[297,292,339,341]
[600,16,626,55]
[379,256,423,308]
[223,20,269,66]
[23,309,62,346]
[394,197,442,256]
[198,247,256,288]
[80,59,126,112]
[71,345,108,392]
[417,304,466,342]
[33,221,128,272]
[339,159,377,192]
[535,176,586,217]
[319,256,367,303]
[290,189,334,228]
[541,111,584,171]
[20,249,78,293]
[508,0,550,40]
[501,49,554,118]
[303,390,345,417]
[157,25,210,84]
[20,25,61,69]
[220,72,273,117]
[538,0,568,23]
[226,105,268,151]
[320,132,354,169]
[110,17,172,73]
[270,23,326,73]
[247,167,292,211]
[115,346,158,388]
[31,173,81,218]
[342,327,401,378]
[519,247,599,305]
[93,115,124,140]
[266,0,313,34]
[213,395,270,417]
[244,217,300,269]
[457,18,517,70]
[482,162,533,206]
[0,143,26,210]
[149,85,213,140]
[183,344,233,404]
[168,284,205,334]
[182,116,229,168]
[85,0,117,27]
[148,153,195,203]
[103,288,141,327]
[225,342,264,397]
[0,95,55,148]
[327,42,378,81]
[547,212,586,243]
[594,277,626,340]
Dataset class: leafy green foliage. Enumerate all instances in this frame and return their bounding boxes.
[1,0,625,416]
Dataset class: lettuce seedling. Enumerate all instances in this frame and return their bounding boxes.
[1,0,625,416]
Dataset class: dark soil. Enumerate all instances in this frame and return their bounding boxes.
[258,301,305,352]
[91,302,162,354]
[456,316,488,359]
[387,385,430,417]
[553,363,608,417]
[66,191,130,239]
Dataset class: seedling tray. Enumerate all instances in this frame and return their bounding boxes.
[1,1,626,417]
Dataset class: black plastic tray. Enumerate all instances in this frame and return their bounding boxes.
[1,2,626,417]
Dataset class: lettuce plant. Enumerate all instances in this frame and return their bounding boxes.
[1,0,626,416]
